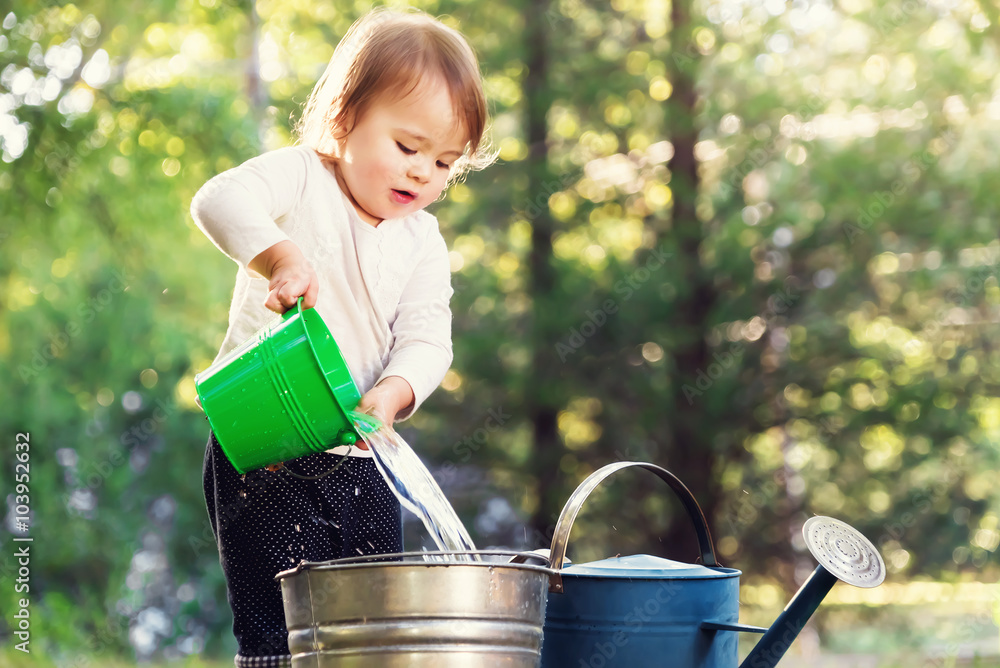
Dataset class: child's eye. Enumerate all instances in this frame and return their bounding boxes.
[436,161,451,169]
[396,142,416,155]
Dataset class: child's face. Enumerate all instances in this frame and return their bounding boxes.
[334,76,469,225]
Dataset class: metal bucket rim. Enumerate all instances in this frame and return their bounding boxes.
[276,550,553,581]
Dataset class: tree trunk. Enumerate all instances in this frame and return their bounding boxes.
[661,0,721,562]
[523,0,563,546]
[246,2,266,145]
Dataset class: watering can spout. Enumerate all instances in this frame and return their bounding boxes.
[738,517,886,668]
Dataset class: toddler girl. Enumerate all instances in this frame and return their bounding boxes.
[190,9,492,666]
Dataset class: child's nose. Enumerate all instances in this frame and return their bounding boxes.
[407,157,431,184]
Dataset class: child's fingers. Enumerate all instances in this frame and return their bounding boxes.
[277,281,302,310]
[264,275,310,313]
[264,286,295,313]
[263,264,319,312]
[263,288,283,313]
[356,393,391,430]
[302,276,320,310]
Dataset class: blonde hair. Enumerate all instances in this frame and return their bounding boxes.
[297,9,494,179]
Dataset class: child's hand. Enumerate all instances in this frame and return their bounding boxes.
[249,241,319,313]
[266,258,319,314]
[357,377,416,438]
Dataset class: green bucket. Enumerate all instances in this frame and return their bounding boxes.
[195,298,377,474]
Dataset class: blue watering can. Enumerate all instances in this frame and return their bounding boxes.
[539,462,886,668]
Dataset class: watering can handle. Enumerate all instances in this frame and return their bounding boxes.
[547,461,719,593]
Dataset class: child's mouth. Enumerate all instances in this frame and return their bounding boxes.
[391,189,416,204]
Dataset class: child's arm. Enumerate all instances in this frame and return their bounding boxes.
[191,147,313,310]
[372,226,454,424]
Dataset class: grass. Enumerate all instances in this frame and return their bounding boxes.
[0,650,232,668]
[4,587,996,668]
[4,643,998,668]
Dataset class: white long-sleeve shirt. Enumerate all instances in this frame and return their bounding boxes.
[190,145,454,427]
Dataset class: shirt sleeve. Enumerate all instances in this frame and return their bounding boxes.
[378,224,454,420]
[189,147,311,277]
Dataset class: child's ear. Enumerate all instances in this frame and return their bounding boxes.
[332,120,351,142]
[326,108,353,149]
[329,128,350,159]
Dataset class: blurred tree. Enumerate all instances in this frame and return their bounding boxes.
[522,0,566,551]
[3,0,1000,662]
[0,0,266,660]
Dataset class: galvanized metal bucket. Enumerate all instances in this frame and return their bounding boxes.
[276,551,552,668]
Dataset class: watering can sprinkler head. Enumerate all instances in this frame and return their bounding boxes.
[736,516,886,668]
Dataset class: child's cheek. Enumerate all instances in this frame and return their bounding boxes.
[374,160,391,184]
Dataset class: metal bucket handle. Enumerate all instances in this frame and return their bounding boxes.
[548,461,719,593]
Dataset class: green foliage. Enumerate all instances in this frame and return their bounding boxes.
[2,0,999,662]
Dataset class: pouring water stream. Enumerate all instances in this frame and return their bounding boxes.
[350,412,479,562]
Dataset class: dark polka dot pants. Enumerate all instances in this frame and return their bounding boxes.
[203,432,402,667]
